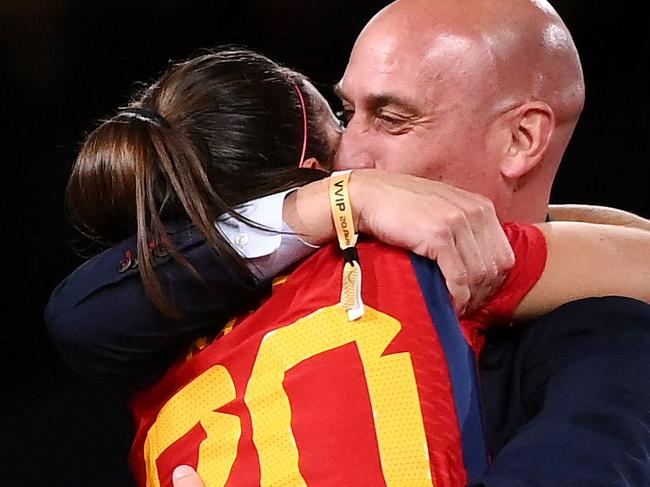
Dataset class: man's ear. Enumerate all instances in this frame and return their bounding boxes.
[299,157,327,171]
[500,101,555,179]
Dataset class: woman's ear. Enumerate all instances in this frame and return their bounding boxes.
[299,157,327,171]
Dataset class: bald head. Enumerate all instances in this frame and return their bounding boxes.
[362,0,584,124]
[335,0,585,222]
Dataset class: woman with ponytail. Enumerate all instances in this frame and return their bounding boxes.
[45,46,650,486]
[48,48,358,386]
[48,47,650,404]
[65,48,336,320]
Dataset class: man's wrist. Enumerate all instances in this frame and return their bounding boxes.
[346,169,377,236]
[281,169,376,246]
[282,190,320,249]
[282,178,334,246]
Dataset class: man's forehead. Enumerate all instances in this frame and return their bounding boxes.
[339,38,425,93]
[341,26,492,99]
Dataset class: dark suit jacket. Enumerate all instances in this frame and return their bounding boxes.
[45,224,269,389]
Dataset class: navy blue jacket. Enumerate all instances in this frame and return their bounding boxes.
[45,225,269,389]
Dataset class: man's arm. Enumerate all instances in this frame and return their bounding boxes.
[287,170,515,313]
[45,226,270,389]
[46,170,514,387]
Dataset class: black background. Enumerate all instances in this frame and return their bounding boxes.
[2,1,648,485]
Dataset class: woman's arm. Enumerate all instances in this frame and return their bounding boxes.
[548,204,650,231]
[513,222,650,321]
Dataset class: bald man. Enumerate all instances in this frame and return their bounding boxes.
[47,1,650,485]
[332,0,650,485]
[334,0,583,224]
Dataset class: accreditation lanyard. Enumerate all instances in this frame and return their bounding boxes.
[329,171,365,320]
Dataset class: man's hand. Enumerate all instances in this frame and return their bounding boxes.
[285,169,514,315]
[172,466,205,487]
[352,170,514,314]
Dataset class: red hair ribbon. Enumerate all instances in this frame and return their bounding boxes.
[292,81,308,165]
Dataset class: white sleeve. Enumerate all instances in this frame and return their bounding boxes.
[215,188,319,281]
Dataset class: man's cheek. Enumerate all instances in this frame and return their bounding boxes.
[371,140,424,175]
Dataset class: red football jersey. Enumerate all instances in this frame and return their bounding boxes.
[130,223,546,487]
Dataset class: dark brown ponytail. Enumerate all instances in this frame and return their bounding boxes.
[66,48,330,317]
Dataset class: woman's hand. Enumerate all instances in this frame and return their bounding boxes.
[172,466,205,487]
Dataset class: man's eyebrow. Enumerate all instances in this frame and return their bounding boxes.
[333,84,421,114]
[366,94,421,114]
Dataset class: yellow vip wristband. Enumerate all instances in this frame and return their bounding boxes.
[329,170,364,321]
[329,170,358,251]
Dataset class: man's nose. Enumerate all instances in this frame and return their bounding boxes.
[333,129,375,170]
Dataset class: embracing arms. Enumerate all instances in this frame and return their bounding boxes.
[46,169,650,387]
[514,222,650,321]
[548,204,650,231]
[45,170,513,387]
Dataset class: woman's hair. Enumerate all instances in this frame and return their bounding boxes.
[66,47,332,317]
